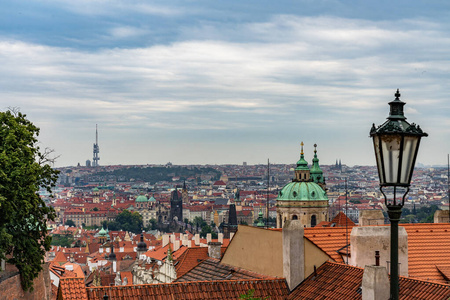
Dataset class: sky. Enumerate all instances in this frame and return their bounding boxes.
[1,0,450,167]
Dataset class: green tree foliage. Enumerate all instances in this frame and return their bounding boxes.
[50,234,74,248]
[0,110,58,291]
[400,205,439,223]
[93,166,221,184]
[239,289,269,300]
[105,210,143,234]
[65,219,76,227]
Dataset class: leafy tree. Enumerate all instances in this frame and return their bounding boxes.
[0,110,59,291]
[104,210,143,234]
[65,219,76,227]
[239,289,269,300]
[50,234,74,248]
[93,207,99,211]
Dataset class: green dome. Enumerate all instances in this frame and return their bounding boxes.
[277,181,327,201]
[93,187,99,192]
[149,196,156,202]
[136,195,148,202]
[98,227,107,237]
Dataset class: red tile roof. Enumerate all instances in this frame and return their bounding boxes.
[401,223,450,283]
[176,258,276,282]
[86,279,289,300]
[330,212,356,227]
[174,247,209,278]
[288,261,450,300]
[303,227,351,263]
[57,277,88,300]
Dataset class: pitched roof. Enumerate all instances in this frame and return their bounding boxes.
[288,261,450,300]
[174,247,209,278]
[176,258,276,282]
[303,226,351,263]
[86,279,289,300]
[57,277,88,300]
[401,223,450,283]
[330,212,356,227]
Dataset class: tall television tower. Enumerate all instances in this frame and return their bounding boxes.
[93,124,100,167]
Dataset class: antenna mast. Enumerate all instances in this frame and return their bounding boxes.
[93,124,100,167]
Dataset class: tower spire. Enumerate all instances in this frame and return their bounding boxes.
[93,124,100,167]
[310,143,325,185]
[294,141,310,181]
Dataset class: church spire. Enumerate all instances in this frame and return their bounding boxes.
[294,142,310,182]
[310,143,324,184]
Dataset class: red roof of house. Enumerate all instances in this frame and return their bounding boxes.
[57,277,88,300]
[86,279,289,300]
[288,261,450,300]
[330,212,356,227]
[174,247,209,278]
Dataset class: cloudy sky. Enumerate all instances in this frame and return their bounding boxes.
[1,1,449,167]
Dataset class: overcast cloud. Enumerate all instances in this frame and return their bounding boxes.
[1,1,449,167]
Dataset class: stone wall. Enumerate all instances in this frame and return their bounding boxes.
[0,263,51,300]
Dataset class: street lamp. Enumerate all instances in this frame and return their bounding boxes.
[370,89,427,300]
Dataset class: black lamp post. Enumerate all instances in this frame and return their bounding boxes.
[370,89,427,300]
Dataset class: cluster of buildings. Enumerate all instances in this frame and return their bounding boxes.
[2,142,447,299]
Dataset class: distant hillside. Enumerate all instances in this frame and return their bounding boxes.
[92,166,221,184]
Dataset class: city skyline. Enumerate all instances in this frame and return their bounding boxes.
[1,1,449,167]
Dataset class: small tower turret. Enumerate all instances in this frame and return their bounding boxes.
[294,142,310,182]
[310,144,325,189]
[136,231,148,259]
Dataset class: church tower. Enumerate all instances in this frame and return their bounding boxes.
[276,142,329,228]
[169,188,183,222]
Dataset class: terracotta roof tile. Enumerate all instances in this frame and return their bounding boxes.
[330,212,356,227]
[57,277,88,300]
[174,247,209,278]
[176,258,276,282]
[401,223,450,283]
[303,227,351,263]
[289,261,450,300]
[86,279,289,300]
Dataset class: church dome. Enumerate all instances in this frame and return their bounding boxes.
[148,196,156,202]
[98,227,107,237]
[277,181,327,201]
[135,195,148,202]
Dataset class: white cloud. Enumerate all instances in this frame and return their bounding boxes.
[1,14,450,166]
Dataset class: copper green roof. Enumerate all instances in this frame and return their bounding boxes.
[277,181,327,201]
[149,196,156,202]
[136,195,148,202]
[310,144,324,183]
[98,227,107,237]
[296,142,309,171]
[93,187,99,192]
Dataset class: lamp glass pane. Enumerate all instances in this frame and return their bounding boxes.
[372,136,385,184]
[380,134,401,184]
[400,136,419,185]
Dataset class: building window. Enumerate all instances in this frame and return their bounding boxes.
[292,215,298,220]
[311,215,317,227]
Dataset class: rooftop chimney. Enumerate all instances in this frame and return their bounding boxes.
[282,220,304,291]
[359,210,385,226]
[350,226,408,276]
[362,265,390,300]
[173,240,181,252]
[194,234,200,246]
[208,242,222,259]
[162,234,169,248]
